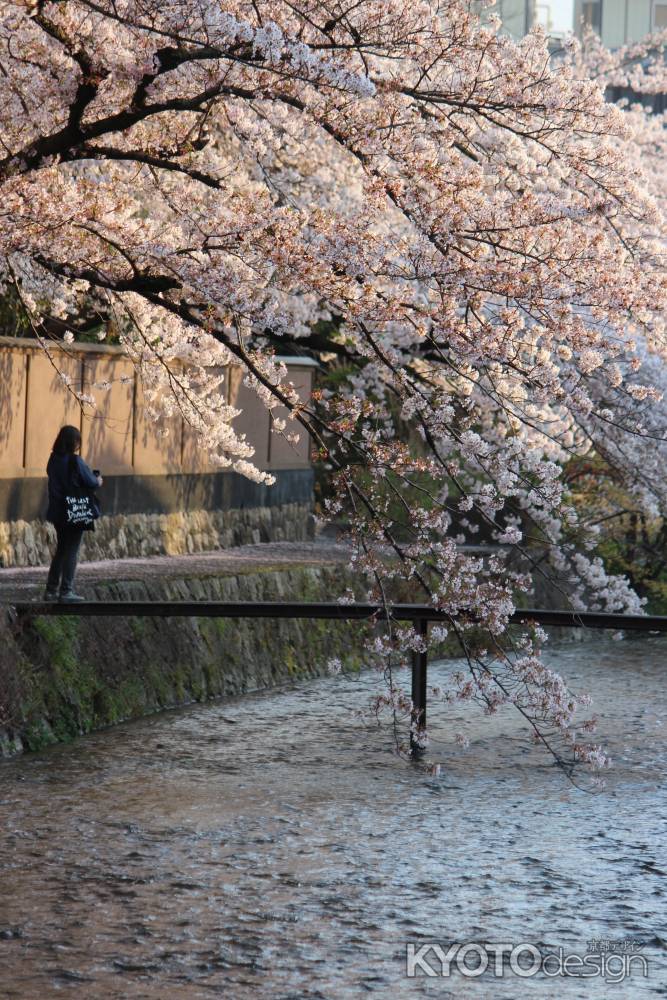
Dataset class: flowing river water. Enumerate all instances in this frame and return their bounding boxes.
[0,636,666,999]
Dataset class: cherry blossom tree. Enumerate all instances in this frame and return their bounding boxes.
[2,0,667,774]
[543,28,667,619]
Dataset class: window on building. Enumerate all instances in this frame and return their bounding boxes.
[654,2,667,29]
[535,1,574,36]
[582,1,602,33]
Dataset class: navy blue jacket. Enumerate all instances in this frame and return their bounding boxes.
[46,453,100,526]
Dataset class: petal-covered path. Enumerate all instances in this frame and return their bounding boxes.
[0,540,351,604]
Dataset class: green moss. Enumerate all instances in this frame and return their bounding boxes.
[21,717,60,753]
[130,617,148,640]
[102,674,148,721]
[214,618,229,639]
[283,645,299,677]
[201,660,218,698]
[33,616,82,676]
[27,616,103,741]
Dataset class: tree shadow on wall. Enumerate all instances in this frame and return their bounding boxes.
[0,350,26,468]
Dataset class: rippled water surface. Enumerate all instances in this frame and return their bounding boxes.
[1,637,666,999]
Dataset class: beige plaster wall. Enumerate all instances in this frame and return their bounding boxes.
[23,352,82,476]
[0,347,28,478]
[0,339,315,480]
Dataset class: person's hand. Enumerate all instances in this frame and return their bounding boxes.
[96,475,103,487]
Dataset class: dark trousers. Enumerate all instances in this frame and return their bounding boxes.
[46,525,84,595]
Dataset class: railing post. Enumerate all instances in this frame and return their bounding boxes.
[410,617,428,757]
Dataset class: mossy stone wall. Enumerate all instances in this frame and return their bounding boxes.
[0,565,368,757]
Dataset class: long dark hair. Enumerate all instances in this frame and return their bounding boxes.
[52,425,81,456]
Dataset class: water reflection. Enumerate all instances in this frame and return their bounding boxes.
[0,637,665,998]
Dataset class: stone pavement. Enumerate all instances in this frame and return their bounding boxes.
[0,540,352,603]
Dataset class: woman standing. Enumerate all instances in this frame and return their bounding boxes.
[45,425,103,603]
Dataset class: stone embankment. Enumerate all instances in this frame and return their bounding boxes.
[0,503,313,567]
[0,540,588,758]
[0,542,367,757]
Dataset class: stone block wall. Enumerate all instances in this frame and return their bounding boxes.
[0,503,314,567]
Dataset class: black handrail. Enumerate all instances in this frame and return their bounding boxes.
[8,600,667,631]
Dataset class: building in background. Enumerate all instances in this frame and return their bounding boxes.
[479,1,667,46]
[533,0,575,38]
[493,0,534,38]
[477,1,575,40]
[574,1,667,110]
[575,1,667,45]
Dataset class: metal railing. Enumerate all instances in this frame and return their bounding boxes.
[10,600,667,754]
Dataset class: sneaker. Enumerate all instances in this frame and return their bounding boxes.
[59,592,86,604]
[43,589,59,602]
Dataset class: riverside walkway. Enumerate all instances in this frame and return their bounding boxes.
[0,540,352,604]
